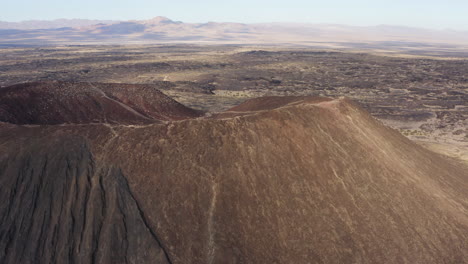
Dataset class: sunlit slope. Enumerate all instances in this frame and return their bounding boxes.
[1,94,467,263]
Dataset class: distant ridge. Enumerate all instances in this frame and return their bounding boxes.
[0,18,118,30]
[1,17,468,46]
[140,16,182,25]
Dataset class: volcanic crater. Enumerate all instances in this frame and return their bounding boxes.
[1,81,467,264]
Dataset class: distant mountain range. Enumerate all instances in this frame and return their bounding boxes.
[0,18,119,30]
[1,16,467,47]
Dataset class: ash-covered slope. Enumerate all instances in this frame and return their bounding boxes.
[0,81,202,125]
[0,135,171,263]
[0,93,467,263]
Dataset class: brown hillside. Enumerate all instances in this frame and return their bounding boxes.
[0,81,202,125]
[0,94,467,263]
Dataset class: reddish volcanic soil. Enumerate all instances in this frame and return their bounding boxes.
[0,82,467,264]
[0,81,202,125]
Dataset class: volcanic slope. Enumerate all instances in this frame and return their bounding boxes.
[0,84,468,264]
[0,81,202,125]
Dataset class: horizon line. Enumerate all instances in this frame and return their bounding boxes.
[0,16,466,32]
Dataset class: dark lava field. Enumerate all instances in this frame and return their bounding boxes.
[0,45,467,160]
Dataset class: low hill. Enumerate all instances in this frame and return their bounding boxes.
[0,81,203,125]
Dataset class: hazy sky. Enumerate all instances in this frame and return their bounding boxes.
[2,0,468,30]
